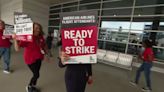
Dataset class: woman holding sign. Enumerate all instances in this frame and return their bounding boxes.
[13,23,50,92]
[58,41,93,92]
[0,20,12,74]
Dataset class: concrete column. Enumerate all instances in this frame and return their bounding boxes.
[23,0,49,35]
[0,0,23,25]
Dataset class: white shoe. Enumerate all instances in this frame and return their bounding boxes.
[142,87,152,92]
[3,70,11,74]
[129,81,137,87]
[26,86,28,92]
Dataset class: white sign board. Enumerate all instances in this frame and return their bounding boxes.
[14,23,33,42]
[3,25,14,38]
[14,12,33,42]
[14,12,32,24]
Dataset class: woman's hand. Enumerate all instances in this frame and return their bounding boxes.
[12,33,17,40]
[12,33,20,51]
[44,55,51,63]
[138,54,144,60]
[59,51,70,65]
[87,76,93,85]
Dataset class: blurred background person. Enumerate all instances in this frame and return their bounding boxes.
[0,20,12,74]
[130,39,154,92]
[46,32,53,57]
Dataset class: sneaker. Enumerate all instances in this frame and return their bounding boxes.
[142,87,152,92]
[26,86,40,92]
[129,81,137,87]
[3,70,11,74]
[26,86,33,92]
[32,86,40,92]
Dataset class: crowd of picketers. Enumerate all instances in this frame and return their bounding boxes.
[0,19,154,92]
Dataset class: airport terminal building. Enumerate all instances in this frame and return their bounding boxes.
[0,0,164,71]
[48,0,164,67]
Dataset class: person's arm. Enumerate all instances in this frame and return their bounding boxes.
[12,34,20,51]
[13,40,20,51]
[86,64,92,76]
[86,64,93,85]
[58,57,66,68]
[44,44,49,56]
[58,50,70,68]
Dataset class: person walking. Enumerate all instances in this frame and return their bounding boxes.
[13,22,50,92]
[130,39,154,92]
[0,20,12,74]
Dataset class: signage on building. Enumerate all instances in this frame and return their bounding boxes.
[60,11,98,64]
[14,12,33,42]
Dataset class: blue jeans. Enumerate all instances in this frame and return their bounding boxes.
[135,62,152,89]
[0,47,11,70]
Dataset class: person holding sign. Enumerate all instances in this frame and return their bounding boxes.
[13,23,50,92]
[58,41,93,92]
[0,20,12,74]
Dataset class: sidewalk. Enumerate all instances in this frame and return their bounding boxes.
[0,49,163,92]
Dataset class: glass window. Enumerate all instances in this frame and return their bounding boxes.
[80,0,101,4]
[129,32,143,44]
[131,22,153,30]
[98,40,126,53]
[49,19,60,26]
[105,41,126,53]
[101,17,131,21]
[134,6,164,15]
[48,27,59,33]
[50,5,61,9]
[79,3,101,10]
[132,16,164,30]
[62,6,78,12]
[102,0,133,8]
[50,9,61,14]
[159,22,164,30]
[63,2,78,7]
[156,32,164,47]
[101,21,130,29]
[136,0,164,6]
[133,17,157,23]
[127,44,142,55]
[99,28,129,43]
[154,48,164,62]
[49,14,59,18]
[102,8,132,16]
[98,40,105,49]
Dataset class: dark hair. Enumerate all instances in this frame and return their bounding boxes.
[0,20,5,29]
[143,39,153,48]
[0,20,5,24]
[33,22,44,36]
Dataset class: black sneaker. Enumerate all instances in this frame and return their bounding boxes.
[142,87,152,92]
[32,86,40,92]
[26,86,40,92]
[26,86,33,92]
